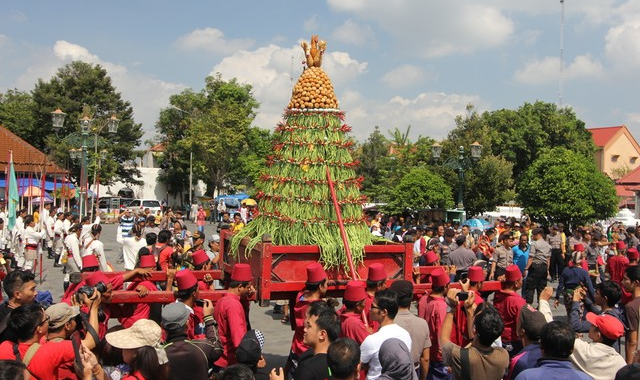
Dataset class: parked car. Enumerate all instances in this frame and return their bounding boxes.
[125,199,162,214]
[98,197,134,213]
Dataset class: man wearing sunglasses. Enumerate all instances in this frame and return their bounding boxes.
[360,289,412,380]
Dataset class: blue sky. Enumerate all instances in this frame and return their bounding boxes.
[1,0,639,144]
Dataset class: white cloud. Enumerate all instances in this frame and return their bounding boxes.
[513,54,604,85]
[175,28,254,55]
[341,91,486,141]
[381,65,434,89]
[605,19,640,70]
[327,1,514,58]
[332,19,375,46]
[12,41,186,142]
[210,43,368,130]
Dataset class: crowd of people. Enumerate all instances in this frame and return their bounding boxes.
[0,203,640,380]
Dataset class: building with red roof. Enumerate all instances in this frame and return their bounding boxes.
[588,125,640,179]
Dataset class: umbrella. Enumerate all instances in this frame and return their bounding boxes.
[21,185,46,197]
[463,218,486,229]
[242,198,257,206]
[30,196,53,204]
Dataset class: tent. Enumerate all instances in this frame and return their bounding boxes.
[215,193,250,209]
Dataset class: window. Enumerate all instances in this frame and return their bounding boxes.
[143,200,161,208]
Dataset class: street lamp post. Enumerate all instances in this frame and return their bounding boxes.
[52,108,119,217]
[431,141,482,210]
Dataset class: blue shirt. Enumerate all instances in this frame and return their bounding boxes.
[507,343,542,380]
[515,359,593,380]
[513,244,530,273]
[556,266,594,300]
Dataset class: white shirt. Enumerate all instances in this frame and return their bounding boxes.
[361,323,412,380]
[64,233,82,268]
[24,226,45,246]
[83,238,108,272]
[116,227,146,270]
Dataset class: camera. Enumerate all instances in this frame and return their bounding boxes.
[74,286,96,304]
[194,299,206,307]
[456,291,469,301]
[73,281,108,304]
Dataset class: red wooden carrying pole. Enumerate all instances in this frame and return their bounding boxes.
[325,166,356,277]
[326,166,369,327]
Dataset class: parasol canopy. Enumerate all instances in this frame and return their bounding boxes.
[21,185,46,197]
[241,198,257,206]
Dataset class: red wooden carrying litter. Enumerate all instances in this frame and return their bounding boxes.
[222,230,414,306]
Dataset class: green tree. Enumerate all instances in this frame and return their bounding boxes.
[383,166,453,215]
[464,155,515,217]
[446,101,596,180]
[30,61,143,184]
[156,74,259,199]
[0,89,38,143]
[354,126,388,200]
[517,147,617,226]
[227,126,274,191]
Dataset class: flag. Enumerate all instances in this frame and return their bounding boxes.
[7,152,19,230]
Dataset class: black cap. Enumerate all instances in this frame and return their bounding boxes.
[389,280,413,299]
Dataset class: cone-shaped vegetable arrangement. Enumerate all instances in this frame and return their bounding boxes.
[230,35,374,268]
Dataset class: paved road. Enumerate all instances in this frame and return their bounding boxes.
[35,221,573,372]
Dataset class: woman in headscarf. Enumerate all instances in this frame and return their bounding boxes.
[378,338,418,380]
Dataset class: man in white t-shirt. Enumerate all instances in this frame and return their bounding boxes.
[360,289,412,380]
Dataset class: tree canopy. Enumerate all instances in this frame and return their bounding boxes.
[3,61,145,185]
[383,166,454,215]
[444,101,596,180]
[155,74,262,199]
[517,147,618,225]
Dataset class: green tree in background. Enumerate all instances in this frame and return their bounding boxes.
[31,61,143,184]
[463,155,515,217]
[517,147,617,226]
[354,126,389,200]
[156,74,260,199]
[384,166,454,215]
[0,89,38,143]
[446,101,596,180]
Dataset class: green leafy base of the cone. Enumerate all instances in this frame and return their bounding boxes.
[229,215,374,268]
[229,109,374,267]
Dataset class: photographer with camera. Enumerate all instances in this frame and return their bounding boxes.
[45,290,101,379]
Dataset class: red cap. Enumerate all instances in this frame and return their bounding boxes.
[139,255,156,268]
[306,263,327,283]
[505,264,522,282]
[629,248,640,260]
[82,255,99,269]
[231,263,252,282]
[616,240,627,250]
[467,266,485,282]
[192,249,209,267]
[368,263,386,282]
[431,267,450,287]
[586,312,624,340]
[574,243,585,252]
[343,281,367,302]
[86,272,109,287]
[425,251,438,265]
[176,269,197,290]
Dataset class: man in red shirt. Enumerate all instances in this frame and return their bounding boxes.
[493,264,526,357]
[340,280,370,345]
[608,243,630,286]
[0,304,76,380]
[419,267,452,380]
[156,230,175,270]
[364,263,387,332]
[452,266,485,347]
[213,263,253,368]
[118,255,161,328]
[286,262,327,378]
